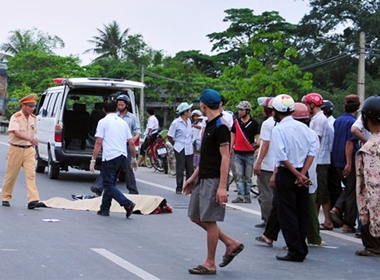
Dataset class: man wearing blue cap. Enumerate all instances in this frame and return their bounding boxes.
[184,89,244,275]
[167,102,194,194]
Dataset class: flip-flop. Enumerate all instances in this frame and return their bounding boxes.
[255,236,273,247]
[355,250,380,257]
[219,243,244,267]
[188,265,216,275]
[319,224,333,231]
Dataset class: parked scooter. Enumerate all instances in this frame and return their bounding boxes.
[146,130,169,174]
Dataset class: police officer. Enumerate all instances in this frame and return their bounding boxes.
[2,93,45,209]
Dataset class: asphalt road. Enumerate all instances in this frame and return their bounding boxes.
[0,134,379,280]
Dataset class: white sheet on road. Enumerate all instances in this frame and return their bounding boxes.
[42,194,167,215]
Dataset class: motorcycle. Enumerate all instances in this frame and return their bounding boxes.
[146,130,169,174]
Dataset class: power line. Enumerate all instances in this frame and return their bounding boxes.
[299,53,352,71]
[144,70,206,85]
[143,69,233,88]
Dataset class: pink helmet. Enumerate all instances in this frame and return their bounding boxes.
[292,103,310,119]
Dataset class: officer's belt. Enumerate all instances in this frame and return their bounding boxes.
[10,143,32,149]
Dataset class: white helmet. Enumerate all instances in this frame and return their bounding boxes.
[191,109,202,117]
[237,100,252,110]
[271,94,295,112]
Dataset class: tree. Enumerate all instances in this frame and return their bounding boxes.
[6,51,101,94]
[84,21,129,61]
[295,0,380,93]
[5,83,33,119]
[173,50,224,78]
[90,58,139,80]
[123,34,164,67]
[0,28,64,60]
[219,31,313,116]
[207,9,296,66]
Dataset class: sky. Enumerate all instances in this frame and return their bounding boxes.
[0,0,311,65]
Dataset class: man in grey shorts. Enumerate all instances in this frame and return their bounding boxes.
[184,89,244,275]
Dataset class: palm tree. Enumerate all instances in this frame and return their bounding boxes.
[84,21,129,61]
[0,28,64,60]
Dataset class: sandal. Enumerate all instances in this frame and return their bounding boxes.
[188,265,216,275]
[319,224,333,231]
[355,250,380,257]
[342,227,356,233]
[255,236,273,247]
[219,243,244,267]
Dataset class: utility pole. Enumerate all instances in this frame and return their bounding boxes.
[357,32,365,103]
[140,65,145,131]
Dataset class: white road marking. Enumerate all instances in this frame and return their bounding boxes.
[91,248,160,280]
[225,203,262,216]
[137,178,174,192]
[319,230,361,244]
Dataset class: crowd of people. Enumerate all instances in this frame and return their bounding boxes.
[3,89,380,274]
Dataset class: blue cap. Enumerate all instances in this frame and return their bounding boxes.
[198,89,221,108]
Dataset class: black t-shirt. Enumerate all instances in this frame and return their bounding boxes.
[231,116,260,152]
[199,114,230,179]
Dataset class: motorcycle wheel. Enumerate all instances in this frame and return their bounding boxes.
[152,155,164,172]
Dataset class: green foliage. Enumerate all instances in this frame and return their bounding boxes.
[5,83,32,119]
[3,4,380,121]
[207,9,296,66]
[0,28,64,60]
[84,21,129,61]
[90,58,139,79]
[7,51,101,94]
[218,29,313,116]
[85,21,163,67]
[296,0,380,94]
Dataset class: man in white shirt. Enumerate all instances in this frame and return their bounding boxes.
[270,94,318,262]
[90,100,137,218]
[138,108,159,166]
[321,100,341,212]
[303,93,334,230]
[351,114,371,145]
[254,97,275,228]
[168,102,194,194]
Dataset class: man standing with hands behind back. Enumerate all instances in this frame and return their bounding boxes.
[2,93,46,209]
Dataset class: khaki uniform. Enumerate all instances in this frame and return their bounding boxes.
[2,110,40,202]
